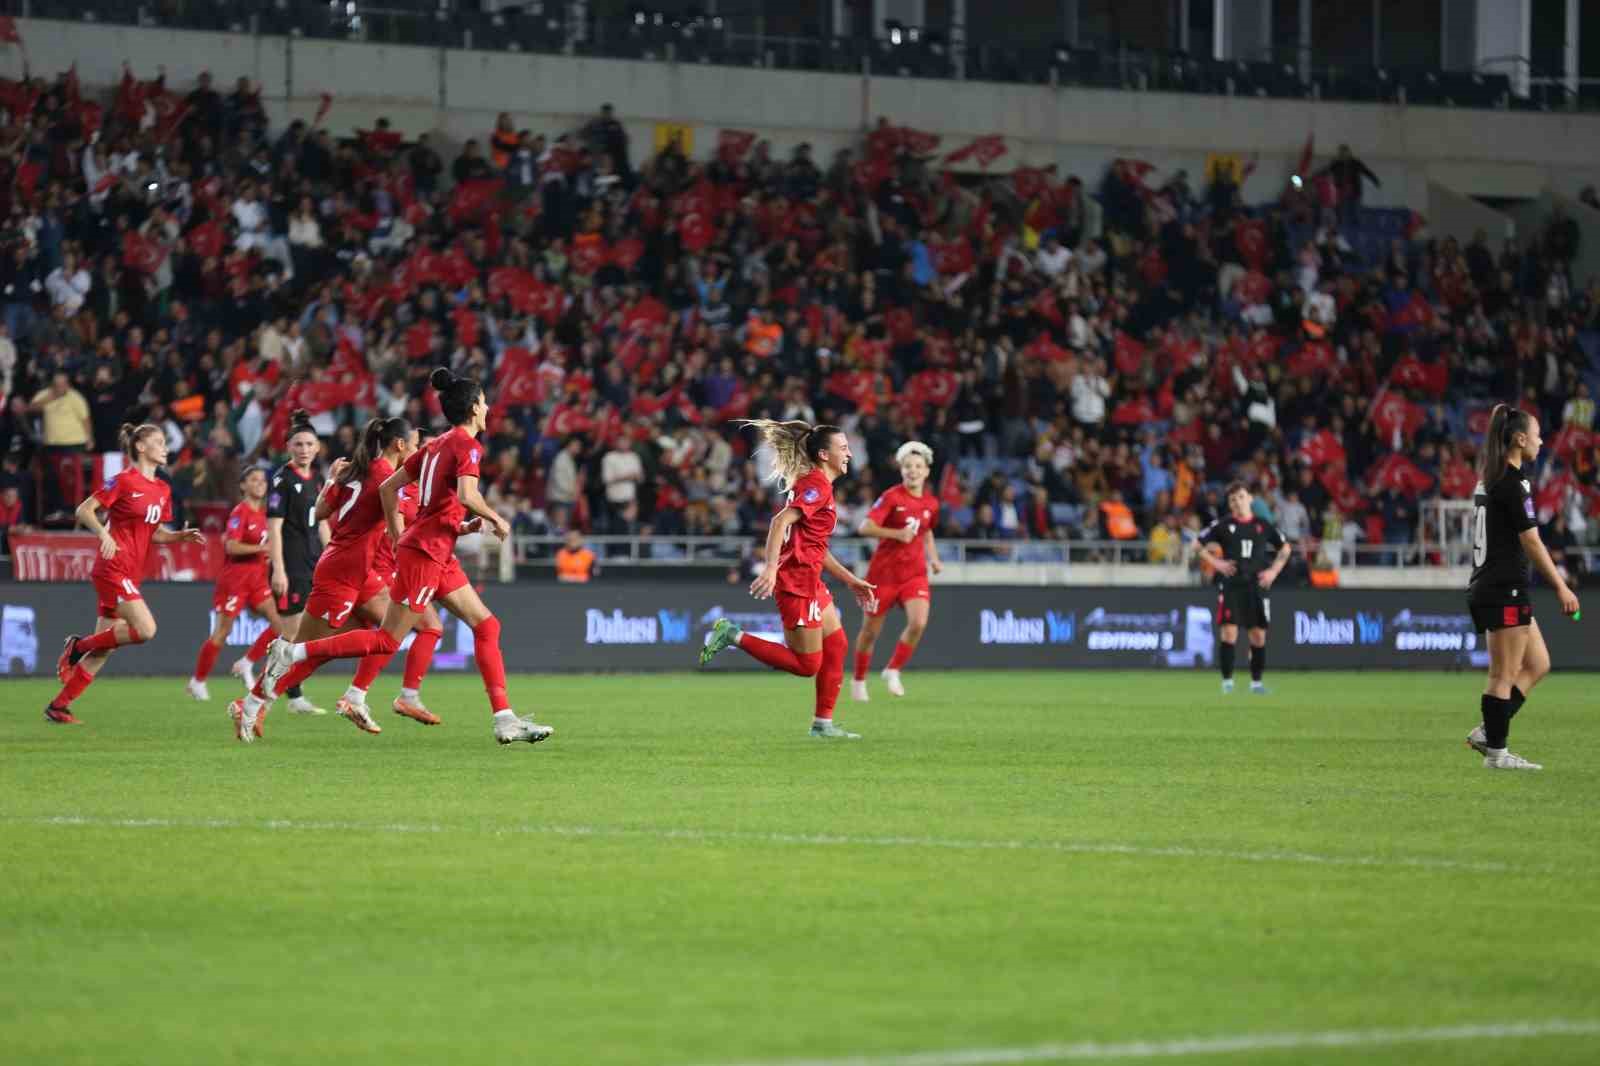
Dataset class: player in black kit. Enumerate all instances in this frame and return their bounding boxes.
[1196,482,1290,695]
[1465,405,1579,770]
[265,410,332,716]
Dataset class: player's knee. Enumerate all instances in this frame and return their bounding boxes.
[131,618,156,643]
[795,650,824,677]
[903,623,926,642]
[472,615,501,643]
[208,632,227,649]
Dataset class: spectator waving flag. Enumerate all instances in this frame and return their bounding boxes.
[943,134,1007,169]
[1368,453,1434,496]
[716,129,756,165]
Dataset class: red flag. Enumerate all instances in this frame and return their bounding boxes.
[121,230,166,275]
[716,129,756,165]
[943,134,1007,168]
[938,463,965,509]
[1012,165,1056,203]
[1294,133,1315,179]
[0,17,21,45]
[448,178,504,225]
[898,127,942,157]
[1439,459,1477,499]
[1368,453,1433,497]
[1298,429,1346,469]
[313,92,333,128]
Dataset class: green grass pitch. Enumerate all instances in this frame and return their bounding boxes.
[4,670,1600,1065]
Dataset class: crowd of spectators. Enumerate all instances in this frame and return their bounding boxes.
[0,65,1595,582]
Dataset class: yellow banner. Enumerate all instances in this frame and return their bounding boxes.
[1205,152,1244,185]
[654,123,694,155]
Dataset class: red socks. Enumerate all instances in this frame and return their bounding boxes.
[852,650,872,682]
[737,632,824,677]
[404,628,441,689]
[53,665,95,708]
[304,629,400,660]
[814,628,846,720]
[352,642,394,690]
[472,616,510,712]
[193,641,222,682]
[76,624,140,655]
[887,641,916,671]
[244,627,274,664]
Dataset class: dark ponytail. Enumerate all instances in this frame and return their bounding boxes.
[341,416,413,485]
[430,367,483,427]
[1479,403,1533,484]
[288,408,317,442]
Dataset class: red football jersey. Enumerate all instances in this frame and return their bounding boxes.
[774,468,836,596]
[321,457,395,573]
[221,500,269,579]
[373,481,418,575]
[90,467,173,583]
[399,426,482,563]
[865,483,939,584]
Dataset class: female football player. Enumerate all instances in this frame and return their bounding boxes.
[699,419,877,738]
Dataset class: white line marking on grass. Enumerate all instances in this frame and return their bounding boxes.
[8,815,1527,875]
[696,1020,1600,1065]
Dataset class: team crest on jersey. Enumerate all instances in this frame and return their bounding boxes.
[228,517,240,530]
[803,488,820,503]
[470,449,480,464]
[1521,479,1531,492]
[293,483,303,493]
[269,493,281,508]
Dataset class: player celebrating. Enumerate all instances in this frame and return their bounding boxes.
[234,411,331,716]
[1464,405,1579,770]
[236,368,553,747]
[698,419,877,738]
[1195,482,1289,694]
[186,467,291,701]
[48,423,205,724]
[850,441,942,702]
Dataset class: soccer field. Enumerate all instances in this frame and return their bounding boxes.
[4,670,1599,1066]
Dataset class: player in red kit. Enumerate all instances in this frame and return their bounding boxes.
[698,419,877,738]
[48,423,205,724]
[851,441,943,701]
[186,467,292,701]
[237,369,553,746]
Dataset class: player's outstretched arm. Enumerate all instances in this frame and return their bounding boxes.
[1519,527,1581,615]
[153,525,205,544]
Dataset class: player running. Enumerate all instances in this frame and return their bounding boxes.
[48,423,204,724]
[850,441,942,702]
[234,411,331,716]
[1195,482,1289,695]
[1464,404,1579,770]
[698,419,877,738]
[237,368,552,747]
[186,467,291,701]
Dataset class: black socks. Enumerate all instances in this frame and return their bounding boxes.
[1250,645,1266,682]
[1481,694,1512,750]
[1219,642,1235,681]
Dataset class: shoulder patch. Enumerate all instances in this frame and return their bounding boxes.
[470,448,480,464]
[1524,497,1536,520]
[269,493,281,509]
[802,488,820,503]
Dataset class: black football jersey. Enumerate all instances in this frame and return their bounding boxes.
[1199,514,1285,586]
[1469,470,1536,596]
[267,462,325,580]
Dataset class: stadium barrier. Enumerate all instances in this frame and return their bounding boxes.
[0,582,1593,678]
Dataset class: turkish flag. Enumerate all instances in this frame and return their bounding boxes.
[187,220,225,261]
[1371,392,1425,441]
[493,346,542,409]
[1111,396,1157,426]
[1113,331,1146,376]
[1368,453,1434,496]
[931,236,974,276]
[569,236,607,277]
[1235,218,1268,269]
[1234,269,1272,305]
[1439,459,1477,499]
[678,211,713,253]
[451,306,481,351]
[938,463,965,509]
[121,230,166,274]
[716,129,756,164]
[1549,424,1593,461]
[1388,354,1449,396]
[487,266,537,312]
[907,369,959,412]
[943,134,1007,168]
[404,321,435,360]
[609,235,645,271]
[1535,471,1574,520]
[449,178,504,225]
[825,370,881,414]
[1287,340,1336,377]
[1298,429,1347,469]
[1012,165,1056,203]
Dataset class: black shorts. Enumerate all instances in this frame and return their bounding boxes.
[278,574,314,617]
[1468,589,1534,633]
[1216,583,1270,630]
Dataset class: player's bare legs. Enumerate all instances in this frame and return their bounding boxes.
[1476,623,1539,769]
[330,594,397,733]
[1218,622,1239,693]
[192,598,287,702]
[851,611,888,701]
[702,608,855,738]
[1468,620,1548,764]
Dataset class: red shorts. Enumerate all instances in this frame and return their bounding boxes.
[93,573,143,620]
[213,571,273,616]
[866,575,931,617]
[391,546,469,611]
[304,571,394,629]
[775,580,833,631]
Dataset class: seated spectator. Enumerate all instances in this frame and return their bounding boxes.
[555,528,597,583]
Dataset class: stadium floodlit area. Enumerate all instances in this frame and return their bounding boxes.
[5,670,1599,1066]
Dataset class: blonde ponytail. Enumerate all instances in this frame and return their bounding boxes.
[737,419,843,493]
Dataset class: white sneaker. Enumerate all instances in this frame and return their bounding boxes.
[1221,679,1235,694]
[1466,724,1489,756]
[881,668,906,697]
[259,639,297,700]
[186,678,210,702]
[850,679,870,702]
[229,698,257,744]
[1484,749,1542,770]
[231,657,256,692]
[494,714,555,745]
[287,695,328,716]
[336,697,381,734]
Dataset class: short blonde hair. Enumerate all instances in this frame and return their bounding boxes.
[895,441,934,467]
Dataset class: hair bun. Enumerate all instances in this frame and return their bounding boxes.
[430,367,455,392]
[290,407,312,426]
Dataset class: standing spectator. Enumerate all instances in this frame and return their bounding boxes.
[547,435,584,514]
[583,103,631,179]
[409,134,444,197]
[554,528,597,583]
[1071,357,1110,428]
[600,434,644,527]
[28,371,93,522]
[45,251,92,316]
[1319,144,1380,229]
[452,140,493,184]
[1562,381,1594,431]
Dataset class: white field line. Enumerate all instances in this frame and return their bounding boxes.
[696,1019,1600,1066]
[5,815,1531,875]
